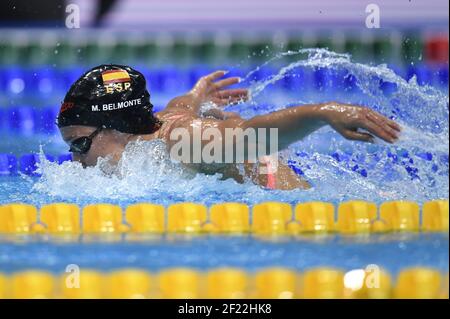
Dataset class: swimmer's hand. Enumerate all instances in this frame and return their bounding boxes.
[162,70,248,117]
[320,103,401,143]
[189,70,249,108]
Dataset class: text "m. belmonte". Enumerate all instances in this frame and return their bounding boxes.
[91,98,142,112]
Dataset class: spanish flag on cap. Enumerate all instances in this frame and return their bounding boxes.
[101,69,131,85]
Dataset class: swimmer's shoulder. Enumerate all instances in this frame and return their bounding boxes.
[155,110,197,140]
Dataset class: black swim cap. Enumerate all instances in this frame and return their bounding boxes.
[57,64,161,134]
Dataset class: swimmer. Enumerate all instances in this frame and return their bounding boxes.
[57,65,401,190]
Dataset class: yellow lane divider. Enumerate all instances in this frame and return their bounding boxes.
[209,203,250,234]
[167,203,207,233]
[338,201,377,234]
[0,200,448,235]
[380,201,420,232]
[254,267,298,299]
[206,268,248,299]
[252,202,293,235]
[0,266,447,299]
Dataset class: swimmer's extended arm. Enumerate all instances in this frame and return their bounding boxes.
[162,70,400,161]
[164,71,248,114]
[237,102,401,150]
[165,102,400,164]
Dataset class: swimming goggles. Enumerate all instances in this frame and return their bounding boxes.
[68,127,103,155]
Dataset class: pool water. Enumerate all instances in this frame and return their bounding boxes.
[0,235,447,276]
[0,49,448,275]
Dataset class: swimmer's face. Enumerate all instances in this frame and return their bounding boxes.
[60,126,131,167]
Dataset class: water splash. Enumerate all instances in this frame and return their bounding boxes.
[30,48,448,206]
[247,49,448,133]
